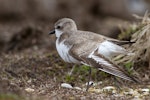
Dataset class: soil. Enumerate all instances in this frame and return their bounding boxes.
[0,19,149,100]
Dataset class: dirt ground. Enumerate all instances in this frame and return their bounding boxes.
[0,18,149,100]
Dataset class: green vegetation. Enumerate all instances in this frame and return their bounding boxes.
[64,65,109,84]
[124,62,134,74]
[0,94,23,100]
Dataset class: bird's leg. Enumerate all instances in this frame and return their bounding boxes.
[86,67,92,91]
[68,65,76,76]
[113,77,122,90]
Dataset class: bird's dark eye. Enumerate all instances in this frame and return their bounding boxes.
[57,26,61,29]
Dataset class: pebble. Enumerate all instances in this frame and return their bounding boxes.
[61,83,73,89]
[102,86,115,91]
[74,87,82,90]
[25,88,35,93]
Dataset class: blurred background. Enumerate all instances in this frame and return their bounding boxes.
[0,0,149,53]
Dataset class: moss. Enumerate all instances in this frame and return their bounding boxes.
[0,93,24,100]
[124,62,134,74]
[63,65,110,84]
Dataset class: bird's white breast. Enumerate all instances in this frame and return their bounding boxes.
[56,39,80,63]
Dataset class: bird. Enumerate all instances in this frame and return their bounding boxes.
[49,18,138,90]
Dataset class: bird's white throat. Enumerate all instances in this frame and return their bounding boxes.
[55,29,63,38]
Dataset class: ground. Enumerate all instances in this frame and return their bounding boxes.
[0,19,150,100]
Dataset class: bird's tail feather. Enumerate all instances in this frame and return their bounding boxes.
[108,40,135,45]
[86,52,140,83]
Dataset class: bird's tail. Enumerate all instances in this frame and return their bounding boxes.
[108,39,135,45]
[86,51,140,83]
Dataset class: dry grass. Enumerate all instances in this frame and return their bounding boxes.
[131,13,150,67]
[113,13,150,84]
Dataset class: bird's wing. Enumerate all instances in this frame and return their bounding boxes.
[68,40,99,61]
[74,30,135,46]
[69,43,137,82]
[67,31,138,82]
[78,31,135,45]
[86,49,137,82]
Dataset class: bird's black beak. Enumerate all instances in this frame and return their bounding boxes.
[48,30,55,35]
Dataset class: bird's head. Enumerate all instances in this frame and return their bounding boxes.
[49,18,77,38]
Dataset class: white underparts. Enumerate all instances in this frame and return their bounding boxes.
[55,29,63,38]
[56,39,80,63]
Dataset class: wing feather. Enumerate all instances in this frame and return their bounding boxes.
[87,50,138,82]
[67,33,138,82]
